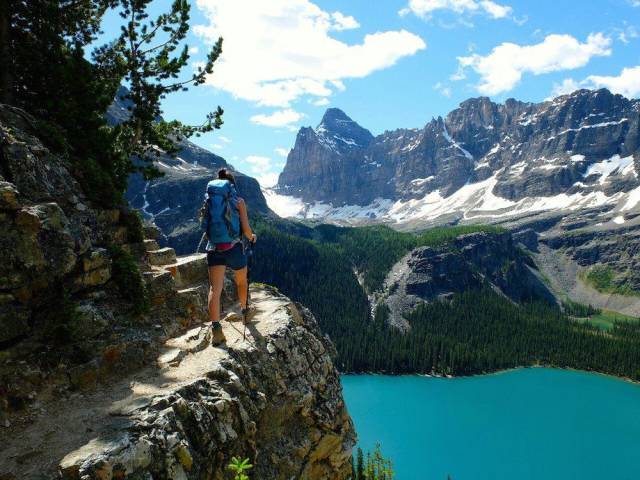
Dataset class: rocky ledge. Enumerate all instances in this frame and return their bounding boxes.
[0,103,355,479]
[0,286,355,479]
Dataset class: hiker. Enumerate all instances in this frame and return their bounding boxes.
[201,168,257,345]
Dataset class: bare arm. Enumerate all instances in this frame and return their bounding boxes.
[237,198,256,242]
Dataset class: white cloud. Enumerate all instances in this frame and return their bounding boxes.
[434,81,452,97]
[330,12,359,31]
[245,155,279,187]
[194,0,425,107]
[189,46,199,54]
[400,0,513,20]
[617,24,639,44]
[586,66,640,98]
[312,97,330,106]
[218,135,232,143]
[211,143,224,150]
[246,155,271,170]
[549,78,581,98]
[550,66,640,100]
[250,109,304,127]
[456,33,612,95]
[479,1,512,18]
[274,147,289,157]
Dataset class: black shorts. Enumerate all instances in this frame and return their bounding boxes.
[206,243,247,270]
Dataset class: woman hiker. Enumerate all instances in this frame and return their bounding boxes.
[201,168,257,345]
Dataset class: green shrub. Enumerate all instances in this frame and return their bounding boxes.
[584,265,639,297]
[120,208,145,243]
[109,245,149,315]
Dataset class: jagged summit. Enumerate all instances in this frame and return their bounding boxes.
[315,107,374,149]
[272,87,640,225]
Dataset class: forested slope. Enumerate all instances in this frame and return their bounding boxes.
[251,217,640,380]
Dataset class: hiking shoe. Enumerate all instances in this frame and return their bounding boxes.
[210,322,226,346]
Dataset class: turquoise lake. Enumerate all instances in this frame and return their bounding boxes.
[341,368,640,480]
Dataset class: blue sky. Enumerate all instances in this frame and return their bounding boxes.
[95,0,640,187]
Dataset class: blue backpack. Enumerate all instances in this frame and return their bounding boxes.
[201,179,241,244]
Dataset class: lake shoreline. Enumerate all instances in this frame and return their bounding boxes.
[340,364,640,387]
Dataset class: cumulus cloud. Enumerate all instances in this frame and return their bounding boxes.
[479,1,512,18]
[549,66,640,100]
[586,66,640,98]
[312,97,330,106]
[245,155,279,187]
[194,0,426,107]
[549,78,581,98]
[274,147,289,157]
[456,33,612,95]
[250,109,304,127]
[330,12,359,31]
[400,0,513,20]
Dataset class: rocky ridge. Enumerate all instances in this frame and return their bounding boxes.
[378,231,554,329]
[0,104,354,479]
[274,89,640,227]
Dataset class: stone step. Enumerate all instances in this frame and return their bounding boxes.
[162,253,208,288]
[147,247,177,266]
[144,238,160,252]
[143,270,176,306]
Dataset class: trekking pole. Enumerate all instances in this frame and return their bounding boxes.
[243,239,255,341]
[196,232,207,253]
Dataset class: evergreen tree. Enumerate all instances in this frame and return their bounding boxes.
[357,447,364,480]
[93,0,224,179]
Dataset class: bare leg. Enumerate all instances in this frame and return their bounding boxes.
[208,265,226,323]
[233,266,248,309]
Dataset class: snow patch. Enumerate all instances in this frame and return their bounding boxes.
[584,154,634,185]
[442,124,473,160]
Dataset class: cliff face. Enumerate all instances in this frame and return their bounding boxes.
[274,89,640,227]
[378,231,554,330]
[279,90,640,205]
[0,104,355,479]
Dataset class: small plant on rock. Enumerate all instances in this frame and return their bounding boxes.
[228,457,252,480]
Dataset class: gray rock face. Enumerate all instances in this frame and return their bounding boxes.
[277,89,640,208]
[380,231,554,329]
[56,292,354,480]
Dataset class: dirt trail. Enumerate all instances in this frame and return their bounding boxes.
[0,288,288,480]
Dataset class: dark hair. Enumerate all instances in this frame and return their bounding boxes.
[218,168,236,185]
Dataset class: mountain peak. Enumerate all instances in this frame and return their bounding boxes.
[315,108,373,147]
